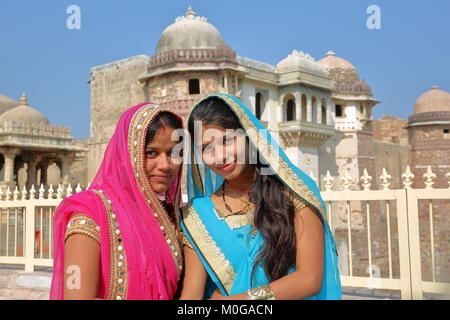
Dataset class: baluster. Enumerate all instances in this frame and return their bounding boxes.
[323,170,334,191]
[402,165,415,189]
[13,186,20,200]
[56,184,63,199]
[6,187,12,201]
[360,168,372,191]
[38,184,45,199]
[66,184,73,197]
[423,166,436,189]
[21,186,27,200]
[30,184,36,199]
[379,168,392,190]
[48,184,55,199]
[342,171,353,191]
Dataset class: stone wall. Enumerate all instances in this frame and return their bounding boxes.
[69,138,90,187]
[373,115,409,145]
[409,123,450,283]
[88,55,150,181]
[0,267,51,300]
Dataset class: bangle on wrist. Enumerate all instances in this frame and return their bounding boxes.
[246,285,275,300]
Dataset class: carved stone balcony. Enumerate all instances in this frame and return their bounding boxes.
[278,120,335,148]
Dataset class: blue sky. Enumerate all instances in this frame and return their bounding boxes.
[0,0,449,138]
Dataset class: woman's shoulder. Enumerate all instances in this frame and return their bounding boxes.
[55,190,106,223]
[284,190,308,212]
[284,189,324,222]
[61,190,101,205]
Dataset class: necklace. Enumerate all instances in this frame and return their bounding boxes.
[220,183,253,217]
[225,181,252,195]
[214,183,257,237]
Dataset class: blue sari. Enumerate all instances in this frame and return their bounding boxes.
[181,93,342,300]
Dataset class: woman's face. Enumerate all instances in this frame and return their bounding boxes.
[144,126,182,193]
[197,124,252,182]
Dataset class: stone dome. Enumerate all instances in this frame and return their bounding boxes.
[275,50,329,76]
[413,86,450,114]
[156,7,226,55]
[317,51,357,71]
[0,94,19,115]
[0,94,50,125]
[318,51,372,96]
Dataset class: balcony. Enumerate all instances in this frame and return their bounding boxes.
[278,120,335,148]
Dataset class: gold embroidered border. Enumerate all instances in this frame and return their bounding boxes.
[191,151,204,194]
[222,211,255,230]
[191,94,326,220]
[128,104,183,277]
[182,205,236,294]
[65,215,101,244]
[93,189,128,300]
[181,231,194,249]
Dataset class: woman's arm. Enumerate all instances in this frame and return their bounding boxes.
[179,246,208,300]
[63,214,101,300]
[210,205,324,300]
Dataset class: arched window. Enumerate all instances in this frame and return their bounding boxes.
[322,105,327,124]
[286,99,295,121]
[255,93,262,119]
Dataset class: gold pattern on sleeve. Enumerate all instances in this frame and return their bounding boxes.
[181,232,194,249]
[65,215,101,244]
[285,191,308,215]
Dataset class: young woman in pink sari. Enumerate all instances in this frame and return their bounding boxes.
[50,103,184,300]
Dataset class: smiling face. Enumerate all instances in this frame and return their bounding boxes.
[197,124,254,183]
[144,126,182,193]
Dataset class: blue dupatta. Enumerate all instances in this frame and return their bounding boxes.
[181,93,342,300]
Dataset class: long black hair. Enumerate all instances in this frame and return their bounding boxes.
[188,97,297,283]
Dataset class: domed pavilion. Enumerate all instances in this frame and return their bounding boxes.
[0,93,86,192]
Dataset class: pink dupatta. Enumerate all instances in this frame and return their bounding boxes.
[50,103,184,300]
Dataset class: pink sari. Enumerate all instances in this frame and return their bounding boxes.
[50,103,184,300]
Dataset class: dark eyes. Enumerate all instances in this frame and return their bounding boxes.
[145,150,183,158]
[202,136,235,153]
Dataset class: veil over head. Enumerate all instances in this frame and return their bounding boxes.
[50,103,184,300]
[183,93,342,300]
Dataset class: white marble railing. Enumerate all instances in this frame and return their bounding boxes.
[0,166,449,300]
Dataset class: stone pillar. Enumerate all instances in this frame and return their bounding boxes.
[326,99,332,126]
[39,159,49,185]
[61,155,75,186]
[306,95,312,122]
[0,148,20,192]
[278,97,284,123]
[25,156,40,189]
[3,149,19,182]
[224,72,229,94]
[295,92,302,121]
[317,99,323,124]
[234,74,239,96]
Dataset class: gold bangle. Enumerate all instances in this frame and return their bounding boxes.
[246,285,276,300]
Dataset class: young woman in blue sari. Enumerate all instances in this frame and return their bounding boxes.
[179,94,342,300]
